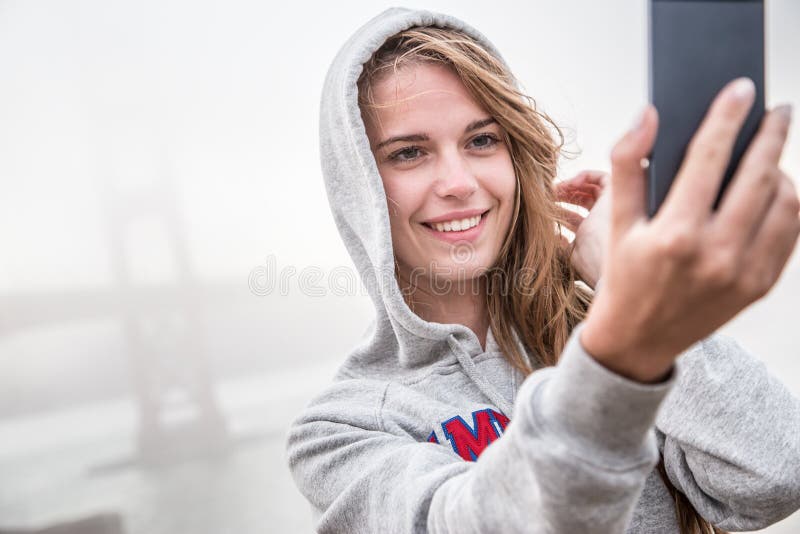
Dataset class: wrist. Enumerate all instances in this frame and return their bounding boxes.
[581,316,674,384]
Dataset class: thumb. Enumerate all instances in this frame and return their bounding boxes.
[609,105,659,232]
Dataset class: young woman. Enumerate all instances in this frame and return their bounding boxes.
[286,7,800,533]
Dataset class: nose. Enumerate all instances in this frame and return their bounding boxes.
[433,149,479,200]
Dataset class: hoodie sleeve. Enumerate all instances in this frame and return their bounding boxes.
[286,323,679,534]
[655,333,800,531]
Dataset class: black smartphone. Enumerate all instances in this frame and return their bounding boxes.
[647,0,766,218]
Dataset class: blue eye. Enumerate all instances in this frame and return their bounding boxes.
[388,146,424,164]
[386,134,500,166]
[470,133,499,149]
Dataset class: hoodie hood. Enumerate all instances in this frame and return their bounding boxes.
[319,7,519,374]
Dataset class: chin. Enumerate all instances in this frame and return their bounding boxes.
[439,256,497,282]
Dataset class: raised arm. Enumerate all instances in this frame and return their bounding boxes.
[286,322,677,534]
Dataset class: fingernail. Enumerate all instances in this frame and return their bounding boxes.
[774,104,793,121]
[731,77,755,101]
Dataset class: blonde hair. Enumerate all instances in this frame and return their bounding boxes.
[358,26,726,534]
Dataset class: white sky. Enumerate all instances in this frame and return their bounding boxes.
[0,0,797,291]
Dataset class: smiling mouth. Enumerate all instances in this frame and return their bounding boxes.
[422,209,490,233]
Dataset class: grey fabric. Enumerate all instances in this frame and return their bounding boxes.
[285,6,800,533]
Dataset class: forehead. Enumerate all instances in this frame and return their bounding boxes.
[371,62,468,102]
[365,62,486,133]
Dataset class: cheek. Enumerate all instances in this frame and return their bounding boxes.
[381,179,425,268]
[485,158,517,237]
[485,156,517,207]
[381,176,426,221]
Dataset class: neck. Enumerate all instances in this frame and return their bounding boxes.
[397,269,489,351]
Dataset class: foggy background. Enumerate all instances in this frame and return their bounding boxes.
[0,0,797,532]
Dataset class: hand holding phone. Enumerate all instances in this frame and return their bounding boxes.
[581,79,798,384]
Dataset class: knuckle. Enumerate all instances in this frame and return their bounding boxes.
[656,225,699,259]
[701,255,739,288]
[768,180,800,222]
[755,169,779,191]
[780,177,800,214]
[687,137,725,163]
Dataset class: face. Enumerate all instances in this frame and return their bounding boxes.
[362,63,517,288]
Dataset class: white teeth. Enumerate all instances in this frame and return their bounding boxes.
[431,214,482,232]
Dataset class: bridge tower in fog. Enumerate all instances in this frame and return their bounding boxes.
[99,158,229,463]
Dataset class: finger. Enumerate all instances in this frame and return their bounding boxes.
[660,77,756,222]
[565,170,608,188]
[741,175,800,298]
[556,205,585,232]
[609,105,658,232]
[556,182,603,200]
[556,170,607,192]
[572,170,611,189]
[714,105,792,249]
[558,190,601,210]
[555,175,604,205]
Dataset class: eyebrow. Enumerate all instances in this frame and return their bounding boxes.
[374,117,497,150]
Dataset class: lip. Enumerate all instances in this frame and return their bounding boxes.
[421,208,490,244]
[423,208,489,224]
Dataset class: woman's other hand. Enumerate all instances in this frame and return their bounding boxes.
[582,77,800,383]
[555,170,611,289]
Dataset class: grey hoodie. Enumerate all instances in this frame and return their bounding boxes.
[285,7,800,533]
